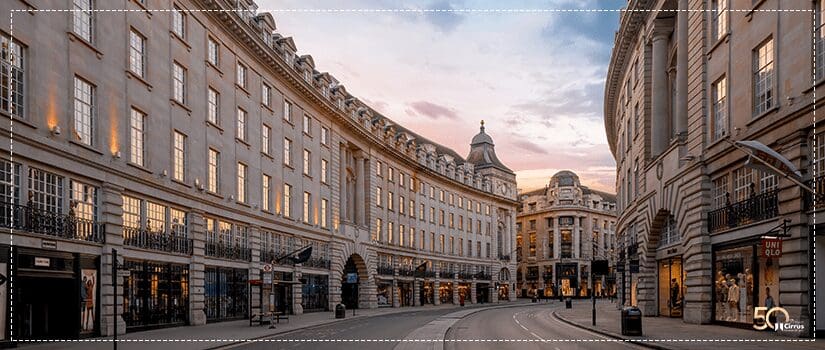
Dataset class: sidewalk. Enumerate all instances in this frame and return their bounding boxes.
[19,301,522,350]
[554,299,822,350]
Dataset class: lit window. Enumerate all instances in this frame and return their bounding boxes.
[72,0,94,42]
[237,62,247,87]
[283,183,292,217]
[321,198,328,228]
[321,127,329,145]
[237,107,247,141]
[237,162,247,203]
[172,62,186,104]
[284,138,292,166]
[0,34,24,118]
[207,37,219,66]
[303,192,311,223]
[207,88,219,125]
[129,108,145,166]
[172,6,185,38]
[129,29,145,77]
[262,124,271,154]
[321,159,328,184]
[303,114,311,134]
[712,76,727,141]
[208,148,219,193]
[173,131,186,181]
[262,174,271,211]
[388,191,394,211]
[712,0,728,41]
[753,38,774,116]
[376,187,382,207]
[262,83,271,107]
[283,100,292,122]
[73,76,94,146]
[303,149,311,176]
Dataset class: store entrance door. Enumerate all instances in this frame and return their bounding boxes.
[18,275,76,339]
[658,257,684,317]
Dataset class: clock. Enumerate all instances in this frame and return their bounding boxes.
[497,183,508,195]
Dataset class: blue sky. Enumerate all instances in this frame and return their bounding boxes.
[257,0,623,192]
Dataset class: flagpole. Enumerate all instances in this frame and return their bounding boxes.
[724,139,817,195]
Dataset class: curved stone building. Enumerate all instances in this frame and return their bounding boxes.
[516,171,617,299]
[0,0,518,340]
[605,0,816,334]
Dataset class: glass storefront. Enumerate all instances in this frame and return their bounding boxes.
[439,282,453,304]
[556,263,578,296]
[301,274,329,312]
[377,280,392,307]
[658,257,684,317]
[421,282,434,305]
[399,282,413,306]
[457,283,470,303]
[123,260,189,329]
[205,267,247,321]
[713,243,778,324]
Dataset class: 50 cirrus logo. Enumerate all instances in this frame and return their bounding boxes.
[753,307,806,333]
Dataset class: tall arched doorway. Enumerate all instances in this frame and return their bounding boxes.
[341,254,368,309]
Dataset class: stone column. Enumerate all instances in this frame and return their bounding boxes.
[249,226,262,318]
[100,183,125,336]
[355,155,365,226]
[392,277,400,307]
[675,0,688,138]
[339,147,348,223]
[651,20,672,156]
[470,281,477,304]
[573,217,581,259]
[452,280,460,305]
[293,268,304,315]
[189,210,207,326]
[413,279,421,306]
[553,219,560,259]
[433,276,441,305]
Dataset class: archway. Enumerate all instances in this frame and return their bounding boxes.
[498,267,511,300]
[341,254,368,309]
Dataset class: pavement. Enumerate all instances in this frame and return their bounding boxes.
[552,299,823,350]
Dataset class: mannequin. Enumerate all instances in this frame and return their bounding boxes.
[737,273,748,322]
[727,278,739,321]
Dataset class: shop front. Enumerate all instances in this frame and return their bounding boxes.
[13,247,98,339]
[205,266,247,322]
[712,241,778,326]
[439,282,454,304]
[261,271,294,315]
[420,281,434,305]
[658,257,684,317]
[457,283,470,303]
[476,283,490,303]
[398,281,413,307]
[376,279,392,307]
[497,283,509,300]
[123,259,189,330]
[300,273,329,312]
[555,263,578,297]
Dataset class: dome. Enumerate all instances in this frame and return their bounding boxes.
[465,121,513,174]
[550,170,580,187]
[471,123,494,145]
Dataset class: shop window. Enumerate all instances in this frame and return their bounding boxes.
[713,244,777,324]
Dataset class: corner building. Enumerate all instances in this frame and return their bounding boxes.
[515,171,617,299]
[605,0,816,334]
[0,0,518,340]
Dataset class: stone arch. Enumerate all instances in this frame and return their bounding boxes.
[330,242,377,310]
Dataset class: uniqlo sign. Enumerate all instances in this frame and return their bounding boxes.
[761,238,783,258]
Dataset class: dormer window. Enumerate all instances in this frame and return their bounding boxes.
[303,70,310,83]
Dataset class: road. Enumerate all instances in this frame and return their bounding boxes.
[445,301,643,350]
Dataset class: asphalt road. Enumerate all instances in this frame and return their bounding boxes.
[445,301,644,350]
[225,306,467,350]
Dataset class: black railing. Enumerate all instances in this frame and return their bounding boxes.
[303,256,331,269]
[0,201,105,243]
[398,267,415,277]
[498,254,511,261]
[476,272,492,280]
[458,271,474,279]
[708,190,779,233]
[205,241,253,261]
[423,270,436,278]
[123,228,193,255]
[377,264,394,275]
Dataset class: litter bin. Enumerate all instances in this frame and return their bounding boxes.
[565,298,572,309]
[335,304,346,319]
[621,307,643,336]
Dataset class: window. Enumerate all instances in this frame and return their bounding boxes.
[321,127,329,145]
[387,191,394,211]
[129,29,145,77]
[0,34,24,118]
[399,225,405,246]
[440,234,445,253]
[236,62,247,88]
[236,108,247,141]
[72,0,94,42]
[207,148,219,193]
[712,76,727,141]
[284,138,292,166]
[207,37,219,66]
[129,108,145,166]
[449,213,454,228]
[439,210,445,226]
[28,167,63,214]
[172,5,185,38]
[399,173,406,188]
[0,160,19,205]
[73,76,94,146]
[429,207,435,223]
[303,114,311,134]
[170,208,186,236]
[388,167,394,182]
[376,187,382,207]
[262,174,271,211]
[262,83,271,107]
[374,218,382,241]
[659,215,680,247]
[450,237,455,254]
[172,62,186,104]
[172,131,186,181]
[399,196,405,214]
[70,180,97,236]
[468,240,473,257]
[712,0,728,41]
[207,88,219,125]
[430,232,435,251]
[321,198,328,228]
[146,201,165,232]
[376,161,383,177]
[733,168,753,202]
[236,163,247,203]
[439,190,444,202]
[419,204,425,220]
[818,0,825,80]
[321,159,328,184]
[753,38,774,116]
[759,171,777,193]
[283,184,292,217]
[283,100,292,122]
[262,124,271,154]
[409,199,415,217]
[303,149,311,176]
[303,192,311,223]
[122,195,141,228]
[388,222,394,243]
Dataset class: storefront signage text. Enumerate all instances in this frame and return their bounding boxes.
[760,238,782,258]
[34,257,50,267]
[41,240,57,250]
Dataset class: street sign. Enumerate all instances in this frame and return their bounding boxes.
[263,272,273,285]
[761,238,783,258]
[249,279,263,286]
[117,270,131,277]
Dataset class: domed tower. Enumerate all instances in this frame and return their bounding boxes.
[550,170,581,188]
[466,121,516,199]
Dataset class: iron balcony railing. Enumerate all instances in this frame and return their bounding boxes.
[423,270,436,278]
[0,201,105,243]
[458,271,474,279]
[398,267,415,277]
[303,256,331,269]
[123,228,193,255]
[476,272,492,280]
[377,264,394,275]
[498,254,510,261]
[205,241,253,262]
[708,190,779,233]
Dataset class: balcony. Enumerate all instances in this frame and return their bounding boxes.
[498,254,511,261]
[123,228,193,255]
[205,241,252,261]
[423,270,436,278]
[398,266,415,277]
[377,264,394,276]
[458,271,474,279]
[708,190,779,233]
[303,256,331,269]
[0,202,105,243]
[475,272,492,280]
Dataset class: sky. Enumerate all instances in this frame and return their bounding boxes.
[256,0,622,193]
